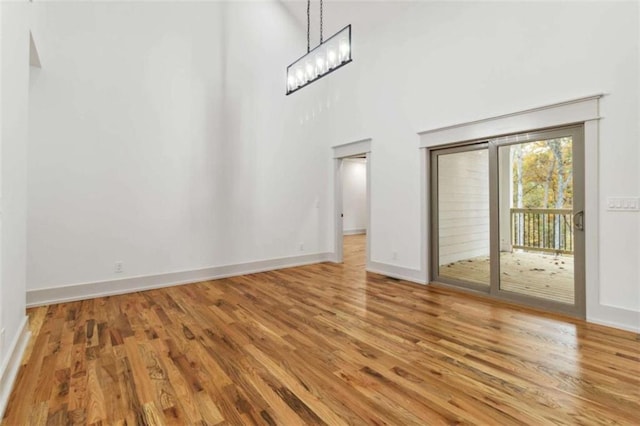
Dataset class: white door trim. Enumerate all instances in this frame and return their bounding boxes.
[332,139,371,266]
[418,94,602,148]
[332,138,372,159]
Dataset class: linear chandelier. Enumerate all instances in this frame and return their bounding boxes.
[286,0,352,95]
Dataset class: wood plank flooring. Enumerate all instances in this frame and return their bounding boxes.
[4,234,640,425]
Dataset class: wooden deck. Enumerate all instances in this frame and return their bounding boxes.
[3,234,638,425]
[440,251,574,304]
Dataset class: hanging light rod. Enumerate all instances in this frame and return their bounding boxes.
[286,0,352,95]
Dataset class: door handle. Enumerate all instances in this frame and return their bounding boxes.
[573,211,584,231]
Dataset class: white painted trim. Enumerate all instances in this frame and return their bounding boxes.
[419,94,638,332]
[331,158,344,263]
[343,228,366,236]
[365,151,372,271]
[26,252,332,307]
[419,147,429,283]
[332,138,372,159]
[418,94,603,147]
[367,261,427,285]
[581,119,639,333]
[0,316,30,420]
[587,306,640,334]
[333,158,344,263]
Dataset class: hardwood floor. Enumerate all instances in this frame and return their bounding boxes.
[4,234,639,425]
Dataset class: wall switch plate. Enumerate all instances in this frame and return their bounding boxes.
[607,197,640,211]
[114,261,124,273]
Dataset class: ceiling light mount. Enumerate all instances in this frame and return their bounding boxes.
[286,0,352,95]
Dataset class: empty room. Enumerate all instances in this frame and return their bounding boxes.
[1,0,639,424]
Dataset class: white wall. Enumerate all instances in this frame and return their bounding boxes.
[28,2,222,290]
[24,1,639,331]
[0,0,29,388]
[342,158,366,234]
[0,0,3,347]
[221,1,331,263]
[437,150,490,265]
[26,1,332,301]
[319,1,639,329]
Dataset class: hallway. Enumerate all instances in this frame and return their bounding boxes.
[343,234,366,268]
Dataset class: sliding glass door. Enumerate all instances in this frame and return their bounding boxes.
[431,126,585,318]
[432,145,490,291]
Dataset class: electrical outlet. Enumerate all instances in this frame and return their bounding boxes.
[114,261,124,274]
[299,243,304,251]
[392,251,398,260]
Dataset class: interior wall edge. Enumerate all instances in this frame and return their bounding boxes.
[367,261,427,285]
[587,306,640,333]
[0,316,30,420]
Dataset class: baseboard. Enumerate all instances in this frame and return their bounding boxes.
[367,261,427,285]
[26,252,638,334]
[587,304,640,333]
[0,316,30,420]
[343,229,366,236]
[27,252,333,307]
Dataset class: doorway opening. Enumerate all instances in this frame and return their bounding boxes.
[332,139,371,267]
[431,125,585,317]
[341,156,368,267]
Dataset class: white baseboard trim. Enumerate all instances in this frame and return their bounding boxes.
[0,316,30,420]
[26,252,638,334]
[587,305,640,334]
[27,252,333,307]
[367,261,427,285]
[343,229,366,236]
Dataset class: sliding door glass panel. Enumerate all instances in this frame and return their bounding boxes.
[498,138,574,304]
[438,149,490,287]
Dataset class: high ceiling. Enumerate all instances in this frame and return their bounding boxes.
[279,0,403,42]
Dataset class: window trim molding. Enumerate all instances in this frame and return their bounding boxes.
[418,94,602,148]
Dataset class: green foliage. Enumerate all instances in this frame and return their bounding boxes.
[512,137,573,209]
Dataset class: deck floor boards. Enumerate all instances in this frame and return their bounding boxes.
[441,251,574,303]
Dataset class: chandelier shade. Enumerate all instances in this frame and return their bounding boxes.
[286,25,352,95]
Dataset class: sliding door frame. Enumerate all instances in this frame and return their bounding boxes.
[430,125,586,318]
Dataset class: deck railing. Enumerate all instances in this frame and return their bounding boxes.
[510,208,573,254]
